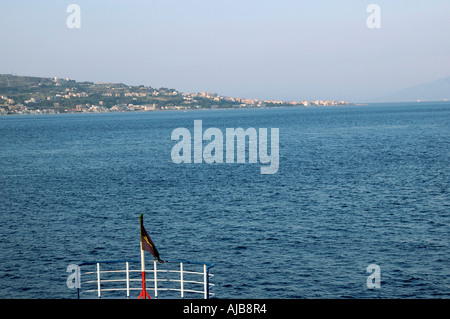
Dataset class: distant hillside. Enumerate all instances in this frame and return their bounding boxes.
[1,74,352,116]
[370,76,450,102]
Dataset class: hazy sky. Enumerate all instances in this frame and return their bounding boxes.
[1,0,449,102]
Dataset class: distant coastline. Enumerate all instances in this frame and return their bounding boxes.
[0,74,351,116]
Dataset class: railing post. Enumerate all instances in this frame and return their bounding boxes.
[97,262,101,299]
[126,261,130,299]
[180,262,184,299]
[154,260,158,299]
[203,264,207,299]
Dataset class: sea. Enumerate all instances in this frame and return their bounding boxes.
[0,102,449,299]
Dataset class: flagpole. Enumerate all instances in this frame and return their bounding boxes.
[138,214,150,299]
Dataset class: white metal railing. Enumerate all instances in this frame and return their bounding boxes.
[76,259,214,299]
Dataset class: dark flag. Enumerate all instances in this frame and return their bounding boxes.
[139,214,164,263]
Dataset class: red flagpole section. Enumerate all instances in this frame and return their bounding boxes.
[138,271,151,299]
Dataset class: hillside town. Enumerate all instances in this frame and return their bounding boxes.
[0,74,350,115]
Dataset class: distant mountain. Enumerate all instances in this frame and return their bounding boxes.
[370,76,450,102]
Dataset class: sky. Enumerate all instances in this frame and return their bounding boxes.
[1,0,449,102]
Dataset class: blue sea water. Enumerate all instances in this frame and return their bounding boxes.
[0,102,449,299]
